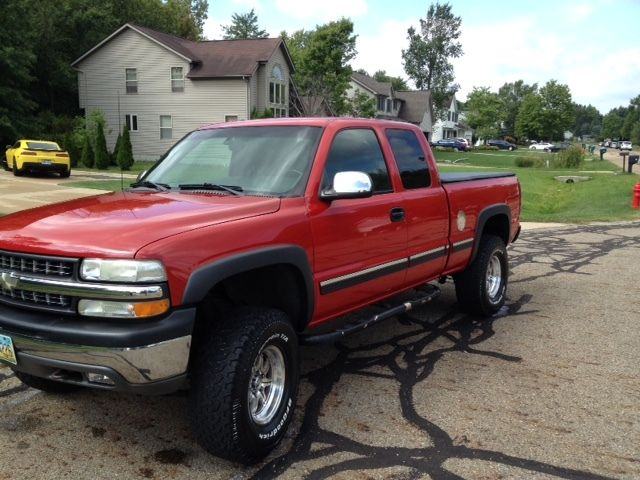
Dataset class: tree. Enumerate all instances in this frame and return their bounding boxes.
[347,91,376,118]
[283,19,357,115]
[80,132,94,168]
[497,80,537,137]
[94,122,110,169]
[602,109,625,139]
[222,9,268,39]
[631,122,640,146]
[116,126,134,170]
[372,70,409,91]
[62,131,79,168]
[538,80,574,140]
[401,2,463,119]
[621,105,639,140]
[515,93,544,140]
[112,132,122,166]
[572,103,602,139]
[465,87,504,140]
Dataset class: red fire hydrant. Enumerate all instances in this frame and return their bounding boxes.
[633,183,640,209]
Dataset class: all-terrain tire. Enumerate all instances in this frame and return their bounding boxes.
[454,234,508,316]
[15,371,81,393]
[188,307,299,464]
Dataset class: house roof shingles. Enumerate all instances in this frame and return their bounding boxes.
[73,23,291,78]
[396,90,432,124]
[351,72,392,97]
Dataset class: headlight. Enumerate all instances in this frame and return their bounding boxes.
[78,299,170,318]
[81,259,166,283]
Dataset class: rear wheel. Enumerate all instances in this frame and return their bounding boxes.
[188,307,299,464]
[15,371,81,394]
[454,234,508,316]
[12,158,23,176]
[60,168,70,178]
[508,146,514,151]
[1,158,9,171]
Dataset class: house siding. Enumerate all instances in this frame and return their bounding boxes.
[74,28,248,160]
[347,80,400,118]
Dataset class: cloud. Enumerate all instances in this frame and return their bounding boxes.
[352,19,412,81]
[203,17,224,40]
[274,0,368,21]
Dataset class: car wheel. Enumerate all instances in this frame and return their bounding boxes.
[544,148,550,153]
[15,371,82,394]
[12,158,23,176]
[188,307,299,465]
[1,159,9,171]
[454,234,508,317]
[508,146,514,151]
[60,168,71,178]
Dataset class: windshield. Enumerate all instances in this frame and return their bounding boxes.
[144,126,323,196]
[26,141,60,151]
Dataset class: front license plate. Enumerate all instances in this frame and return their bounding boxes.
[0,334,17,365]
[42,160,52,166]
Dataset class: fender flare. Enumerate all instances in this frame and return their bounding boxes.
[182,244,315,328]
[471,204,511,262]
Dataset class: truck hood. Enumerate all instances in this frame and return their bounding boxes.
[0,191,281,258]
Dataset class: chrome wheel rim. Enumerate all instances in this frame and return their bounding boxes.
[248,344,286,426]
[486,254,502,300]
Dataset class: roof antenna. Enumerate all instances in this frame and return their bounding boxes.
[121,165,124,192]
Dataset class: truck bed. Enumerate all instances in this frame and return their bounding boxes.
[440,172,516,184]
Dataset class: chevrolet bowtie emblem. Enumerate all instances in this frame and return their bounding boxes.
[0,272,18,291]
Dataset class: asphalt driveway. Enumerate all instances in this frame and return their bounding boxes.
[1,222,639,480]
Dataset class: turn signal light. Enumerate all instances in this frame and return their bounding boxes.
[56,153,69,157]
[132,299,171,318]
[78,298,170,318]
[21,151,37,156]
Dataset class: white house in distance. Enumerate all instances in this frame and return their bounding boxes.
[71,23,294,160]
[347,72,434,139]
[431,94,474,142]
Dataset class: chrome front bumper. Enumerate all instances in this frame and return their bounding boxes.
[10,333,191,384]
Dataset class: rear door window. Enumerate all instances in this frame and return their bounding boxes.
[386,129,430,189]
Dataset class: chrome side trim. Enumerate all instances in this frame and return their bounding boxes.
[9,333,191,383]
[0,271,164,300]
[452,238,474,252]
[320,258,408,288]
[409,245,448,262]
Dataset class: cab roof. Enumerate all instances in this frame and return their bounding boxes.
[198,117,419,131]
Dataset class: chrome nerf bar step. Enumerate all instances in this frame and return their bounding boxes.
[301,284,440,345]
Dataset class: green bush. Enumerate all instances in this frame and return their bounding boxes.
[116,126,134,171]
[111,133,122,166]
[434,146,456,152]
[62,132,79,168]
[555,145,584,168]
[473,145,499,151]
[80,134,94,168]
[515,155,543,168]
[94,123,110,169]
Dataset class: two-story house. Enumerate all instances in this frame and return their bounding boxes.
[431,95,474,143]
[346,72,433,138]
[71,23,294,160]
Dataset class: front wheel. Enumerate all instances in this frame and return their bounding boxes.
[1,159,9,171]
[188,307,299,464]
[508,146,514,151]
[454,234,508,316]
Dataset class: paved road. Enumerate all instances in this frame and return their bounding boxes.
[603,148,639,174]
[1,222,639,480]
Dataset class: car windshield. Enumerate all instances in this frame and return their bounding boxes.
[144,126,323,196]
[26,141,60,151]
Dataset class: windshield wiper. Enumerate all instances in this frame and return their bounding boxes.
[130,180,171,191]
[178,183,244,196]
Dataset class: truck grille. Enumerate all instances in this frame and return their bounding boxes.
[0,251,75,277]
[0,250,78,313]
[0,286,72,308]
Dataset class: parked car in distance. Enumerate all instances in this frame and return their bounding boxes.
[487,139,517,151]
[529,142,555,152]
[620,141,632,150]
[431,138,469,151]
[0,118,521,464]
[4,140,71,177]
[456,138,470,148]
[610,141,619,149]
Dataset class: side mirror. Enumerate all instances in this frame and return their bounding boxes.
[136,170,147,182]
[320,171,373,201]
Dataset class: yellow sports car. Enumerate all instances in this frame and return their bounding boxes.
[4,140,71,178]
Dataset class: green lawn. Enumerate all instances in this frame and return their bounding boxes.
[435,150,640,223]
[73,160,156,174]
[65,179,132,191]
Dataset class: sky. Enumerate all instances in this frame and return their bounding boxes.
[203,0,640,113]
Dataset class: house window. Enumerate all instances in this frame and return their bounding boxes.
[385,98,392,112]
[447,111,451,121]
[125,114,138,132]
[160,115,172,139]
[125,68,138,94]
[225,115,238,122]
[268,65,287,117]
[377,96,386,111]
[171,67,184,92]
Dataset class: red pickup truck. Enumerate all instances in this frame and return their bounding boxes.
[0,118,520,463]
